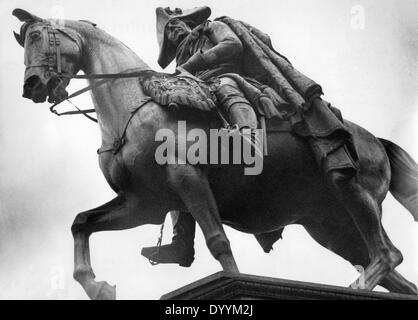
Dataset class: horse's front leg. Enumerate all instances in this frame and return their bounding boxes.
[166,163,239,273]
[71,193,146,300]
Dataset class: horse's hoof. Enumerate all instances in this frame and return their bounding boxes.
[92,281,116,300]
[349,280,368,291]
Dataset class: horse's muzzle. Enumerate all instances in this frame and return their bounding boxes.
[23,75,69,104]
[23,75,48,103]
[47,77,69,103]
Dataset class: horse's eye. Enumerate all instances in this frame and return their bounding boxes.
[30,31,41,41]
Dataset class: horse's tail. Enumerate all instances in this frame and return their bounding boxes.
[379,138,418,222]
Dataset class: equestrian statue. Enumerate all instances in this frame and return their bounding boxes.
[12,7,418,299]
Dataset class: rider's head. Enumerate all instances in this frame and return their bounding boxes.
[156,6,211,69]
[165,19,192,47]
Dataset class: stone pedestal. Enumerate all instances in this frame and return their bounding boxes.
[161,272,418,300]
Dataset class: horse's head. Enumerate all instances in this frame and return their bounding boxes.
[13,8,82,103]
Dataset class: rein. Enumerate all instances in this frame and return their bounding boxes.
[49,70,151,123]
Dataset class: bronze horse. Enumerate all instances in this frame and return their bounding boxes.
[13,9,418,299]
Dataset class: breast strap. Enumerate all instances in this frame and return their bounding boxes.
[97,97,153,155]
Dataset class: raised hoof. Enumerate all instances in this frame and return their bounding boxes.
[91,281,116,300]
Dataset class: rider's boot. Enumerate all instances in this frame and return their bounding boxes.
[141,211,196,267]
[215,78,263,157]
[227,102,263,158]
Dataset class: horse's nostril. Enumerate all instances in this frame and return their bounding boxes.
[23,87,32,99]
[23,75,42,98]
[24,75,41,89]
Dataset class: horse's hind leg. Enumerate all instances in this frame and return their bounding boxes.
[382,271,418,295]
[380,230,418,294]
[328,172,403,290]
[71,193,146,300]
[166,164,239,272]
[303,219,418,295]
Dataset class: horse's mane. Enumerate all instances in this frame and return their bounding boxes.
[63,19,148,68]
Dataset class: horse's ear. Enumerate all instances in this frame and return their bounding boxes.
[12,8,43,23]
[13,31,25,47]
[12,9,43,47]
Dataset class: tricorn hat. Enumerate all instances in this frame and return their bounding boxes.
[156,6,211,69]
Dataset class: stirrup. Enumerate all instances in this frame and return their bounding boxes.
[241,130,264,159]
[227,124,240,133]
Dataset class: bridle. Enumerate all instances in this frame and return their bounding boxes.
[26,21,152,123]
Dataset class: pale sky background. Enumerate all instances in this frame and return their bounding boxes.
[0,0,417,299]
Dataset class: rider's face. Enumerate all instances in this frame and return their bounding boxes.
[166,19,191,46]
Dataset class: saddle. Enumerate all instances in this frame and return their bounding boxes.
[139,70,219,112]
[139,70,294,132]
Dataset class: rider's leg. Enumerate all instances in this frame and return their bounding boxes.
[216,77,258,130]
[141,211,196,267]
[216,77,262,156]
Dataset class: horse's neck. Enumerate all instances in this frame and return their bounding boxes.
[78,26,150,144]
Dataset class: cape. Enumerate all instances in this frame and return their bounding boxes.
[216,16,359,174]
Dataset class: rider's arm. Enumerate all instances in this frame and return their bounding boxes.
[180,21,243,74]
